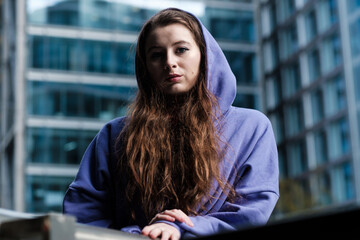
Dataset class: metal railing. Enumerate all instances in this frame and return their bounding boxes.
[0,208,148,240]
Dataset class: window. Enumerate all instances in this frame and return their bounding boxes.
[27,128,98,165]
[269,111,284,144]
[277,0,295,23]
[224,51,257,85]
[265,76,282,109]
[269,2,277,33]
[305,9,317,43]
[350,18,360,59]
[26,0,155,32]
[347,0,360,13]
[28,36,135,75]
[263,38,279,73]
[279,23,298,60]
[27,81,137,120]
[332,162,355,203]
[328,118,350,160]
[285,100,304,137]
[207,8,255,43]
[316,170,332,206]
[278,147,287,178]
[282,61,301,98]
[314,129,328,165]
[311,88,324,124]
[233,93,260,110]
[287,139,307,176]
[354,64,360,102]
[325,75,346,117]
[317,0,337,33]
[321,34,342,74]
[26,175,74,213]
[308,48,321,82]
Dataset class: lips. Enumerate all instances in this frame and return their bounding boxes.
[166,74,182,82]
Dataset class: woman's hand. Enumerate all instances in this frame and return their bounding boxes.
[142,222,180,240]
[149,209,194,227]
[142,209,194,240]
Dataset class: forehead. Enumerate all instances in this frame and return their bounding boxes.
[145,23,197,48]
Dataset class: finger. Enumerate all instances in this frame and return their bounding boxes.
[142,224,159,236]
[161,230,171,240]
[141,225,152,236]
[150,213,176,224]
[171,232,180,240]
[149,228,163,239]
[164,210,194,227]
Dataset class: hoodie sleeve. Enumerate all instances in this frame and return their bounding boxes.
[62,119,142,234]
[174,110,280,238]
[63,124,114,227]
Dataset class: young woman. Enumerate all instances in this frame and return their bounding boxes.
[63,8,279,240]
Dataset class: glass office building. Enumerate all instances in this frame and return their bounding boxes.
[259,0,360,218]
[0,0,259,213]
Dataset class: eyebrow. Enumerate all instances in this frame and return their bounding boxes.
[147,40,191,53]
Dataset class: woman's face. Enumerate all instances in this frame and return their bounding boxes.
[145,23,201,95]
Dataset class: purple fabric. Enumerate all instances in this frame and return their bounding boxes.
[63,10,279,239]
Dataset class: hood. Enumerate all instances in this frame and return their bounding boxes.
[197,17,237,115]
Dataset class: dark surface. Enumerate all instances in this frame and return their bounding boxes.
[198,206,360,239]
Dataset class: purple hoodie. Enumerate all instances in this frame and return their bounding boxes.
[63,10,279,239]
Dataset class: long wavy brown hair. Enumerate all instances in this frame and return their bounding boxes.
[117,8,230,221]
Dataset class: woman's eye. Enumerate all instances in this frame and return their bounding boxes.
[176,47,189,54]
[150,52,163,59]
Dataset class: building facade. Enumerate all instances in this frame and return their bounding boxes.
[0,0,259,213]
[259,0,360,218]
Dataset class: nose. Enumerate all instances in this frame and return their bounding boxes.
[164,51,177,70]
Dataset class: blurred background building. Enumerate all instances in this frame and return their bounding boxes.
[0,0,359,221]
[259,0,360,218]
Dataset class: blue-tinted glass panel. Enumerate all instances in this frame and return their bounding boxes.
[27,0,155,32]
[328,118,350,160]
[27,0,79,26]
[27,81,137,120]
[26,175,74,213]
[278,147,287,178]
[282,61,301,98]
[308,48,320,82]
[269,2,277,33]
[285,100,304,137]
[28,36,135,75]
[279,23,298,60]
[27,127,97,164]
[316,170,332,206]
[272,75,282,107]
[287,139,307,176]
[331,162,355,203]
[317,0,337,33]
[321,34,342,74]
[305,9,317,43]
[314,129,328,165]
[311,88,324,124]
[342,162,355,201]
[233,93,260,110]
[277,0,295,23]
[206,8,255,43]
[224,51,257,85]
[270,110,284,144]
[354,64,360,102]
[347,0,360,13]
[325,74,346,117]
[350,18,360,59]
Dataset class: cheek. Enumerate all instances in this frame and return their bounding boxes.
[191,57,201,78]
[146,62,160,79]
